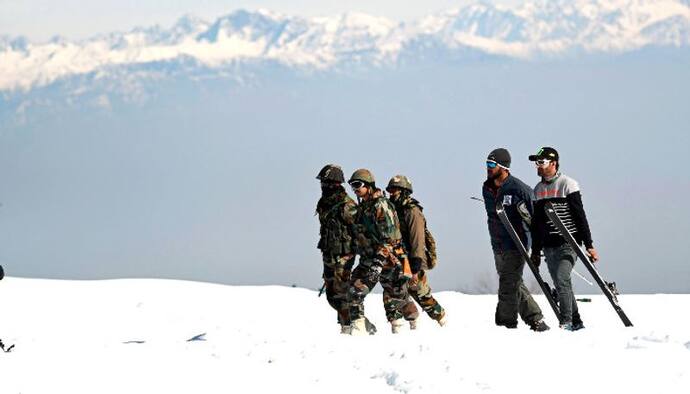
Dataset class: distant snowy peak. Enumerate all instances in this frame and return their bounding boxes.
[1,0,689,91]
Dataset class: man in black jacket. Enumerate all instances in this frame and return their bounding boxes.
[482,148,549,332]
[529,147,595,331]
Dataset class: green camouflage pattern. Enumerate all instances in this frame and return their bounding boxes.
[349,252,411,323]
[348,168,375,185]
[322,253,355,325]
[348,190,410,322]
[389,195,445,322]
[353,190,402,256]
[316,190,357,256]
[387,175,413,192]
[405,270,445,321]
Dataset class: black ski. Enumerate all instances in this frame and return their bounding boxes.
[496,202,560,321]
[544,201,633,327]
[0,339,14,353]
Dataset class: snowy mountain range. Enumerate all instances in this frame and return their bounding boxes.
[1,0,689,92]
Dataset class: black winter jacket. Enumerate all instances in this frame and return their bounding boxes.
[482,175,534,252]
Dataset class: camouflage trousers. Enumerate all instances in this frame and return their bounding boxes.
[397,270,445,322]
[348,257,410,322]
[322,253,355,325]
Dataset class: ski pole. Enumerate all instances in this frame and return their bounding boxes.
[318,282,326,297]
[470,196,484,203]
[573,269,594,286]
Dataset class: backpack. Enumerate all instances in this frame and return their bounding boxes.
[424,227,437,270]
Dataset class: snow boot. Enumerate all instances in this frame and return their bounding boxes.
[340,324,352,335]
[409,319,418,330]
[529,320,550,332]
[364,317,377,335]
[391,318,405,334]
[350,318,368,336]
[437,312,447,327]
[571,319,585,331]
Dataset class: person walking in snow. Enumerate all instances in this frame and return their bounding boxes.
[482,148,550,332]
[348,168,411,335]
[529,147,595,331]
[386,175,446,329]
[315,164,358,334]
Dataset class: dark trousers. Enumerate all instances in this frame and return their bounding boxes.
[493,250,543,327]
[544,244,582,325]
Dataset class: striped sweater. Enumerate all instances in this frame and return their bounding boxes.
[532,172,594,251]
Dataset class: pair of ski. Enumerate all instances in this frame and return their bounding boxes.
[496,201,633,327]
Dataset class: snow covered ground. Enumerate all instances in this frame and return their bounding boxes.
[0,277,688,393]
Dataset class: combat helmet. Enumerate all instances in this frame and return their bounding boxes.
[316,164,345,183]
[348,168,375,185]
[386,175,413,193]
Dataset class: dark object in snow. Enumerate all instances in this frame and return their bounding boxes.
[576,298,592,302]
[544,202,633,327]
[123,340,146,344]
[187,333,207,342]
[0,264,4,280]
[365,317,377,335]
[0,339,15,353]
[496,202,560,321]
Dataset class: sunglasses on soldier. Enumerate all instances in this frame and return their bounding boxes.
[486,160,498,169]
[535,159,551,167]
[349,180,365,190]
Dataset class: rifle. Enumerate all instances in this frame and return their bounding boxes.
[379,245,413,280]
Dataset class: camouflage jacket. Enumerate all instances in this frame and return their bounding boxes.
[316,189,357,256]
[354,189,402,258]
[392,197,427,266]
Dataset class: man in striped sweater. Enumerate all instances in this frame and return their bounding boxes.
[529,147,598,331]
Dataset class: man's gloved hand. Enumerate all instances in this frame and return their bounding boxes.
[409,257,424,275]
[530,251,541,268]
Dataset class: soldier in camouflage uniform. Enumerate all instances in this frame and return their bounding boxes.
[387,175,447,329]
[315,164,358,334]
[347,169,412,334]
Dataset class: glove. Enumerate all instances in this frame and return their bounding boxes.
[409,257,424,275]
[530,251,541,268]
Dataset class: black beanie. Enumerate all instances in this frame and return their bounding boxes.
[487,148,511,169]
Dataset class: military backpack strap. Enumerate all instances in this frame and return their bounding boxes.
[318,200,347,220]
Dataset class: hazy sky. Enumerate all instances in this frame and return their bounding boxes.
[1,56,689,294]
[0,0,520,41]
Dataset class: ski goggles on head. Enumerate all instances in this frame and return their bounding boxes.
[535,159,551,167]
[349,180,366,190]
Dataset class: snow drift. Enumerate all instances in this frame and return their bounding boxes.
[0,277,688,393]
